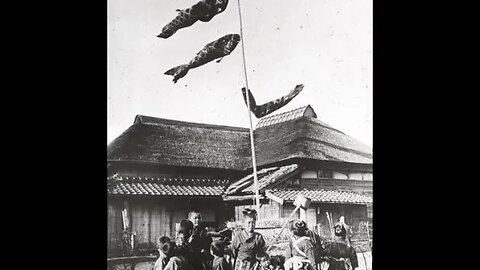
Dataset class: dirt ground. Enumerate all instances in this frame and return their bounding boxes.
[113,251,372,270]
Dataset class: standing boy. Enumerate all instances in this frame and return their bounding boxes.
[231,209,266,270]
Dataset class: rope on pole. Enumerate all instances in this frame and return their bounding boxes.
[236,0,261,215]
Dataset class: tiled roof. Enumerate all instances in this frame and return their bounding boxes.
[107,176,229,196]
[266,189,373,204]
[225,164,299,195]
[256,105,318,129]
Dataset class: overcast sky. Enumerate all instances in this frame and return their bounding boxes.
[107,0,372,148]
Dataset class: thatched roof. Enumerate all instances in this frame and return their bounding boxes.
[253,116,372,167]
[107,105,372,170]
[107,115,251,170]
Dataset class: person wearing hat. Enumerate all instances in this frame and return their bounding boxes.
[284,220,317,270]
[321,222,358,270]
[231,208,266,270]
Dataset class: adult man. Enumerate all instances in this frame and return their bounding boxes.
[187,210,213,270]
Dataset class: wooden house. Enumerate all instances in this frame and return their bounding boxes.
[223,106,373,244]
[107,105,373,253]
[107,115,249,253]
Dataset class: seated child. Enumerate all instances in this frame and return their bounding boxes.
[255,252,271,270]
[211,240,231,270]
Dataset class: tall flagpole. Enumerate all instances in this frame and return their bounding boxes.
[236,0,261,215]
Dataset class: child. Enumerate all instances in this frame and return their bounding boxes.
[176,229,192,251]
[284,220,316,270]
[162,240,193,270]
[321,223,358,270]
[187,211,212,270]
[211,240,231,270]
[255,252,271,270]
[231,209,266,270]
[154,236,171,270]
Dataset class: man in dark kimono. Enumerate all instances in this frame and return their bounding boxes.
[321,223,358,270]
[187,210,213,270]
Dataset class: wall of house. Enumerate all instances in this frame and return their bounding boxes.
[233,199,282,222]
[107,196,228,251]
[232,200,370,245]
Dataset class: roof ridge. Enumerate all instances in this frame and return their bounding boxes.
[107,176,229,185]
[258,105,309,121]
[255,105,318,129]
[134,115,250,132]
[265,189,373,204]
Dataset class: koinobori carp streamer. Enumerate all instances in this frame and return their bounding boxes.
[164,33,240,83]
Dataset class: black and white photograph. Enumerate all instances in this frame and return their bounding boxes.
[107,1,373,270]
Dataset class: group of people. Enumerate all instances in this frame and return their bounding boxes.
[153,209,359,270]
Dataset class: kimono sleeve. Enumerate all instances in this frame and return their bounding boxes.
[284,240,293,260]
[231,232,240,259]
[303,240,317,270]
[349,246,359,268]
[153,258,163,270]
[220,258,232,270]
[163,258,178,270]
[256,234,266,251]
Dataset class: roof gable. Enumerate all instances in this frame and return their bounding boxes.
[225,164,299,195]
[255,105,317,129]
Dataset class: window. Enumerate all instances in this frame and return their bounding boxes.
[318,170,333,178]
[285,178,301,188]
[301,170,317,178]
[348,172,363,180]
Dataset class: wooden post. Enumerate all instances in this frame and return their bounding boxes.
[366,221,371,248]
[122,201,130,230]
[326,211,334,240]
[300,208,307,222]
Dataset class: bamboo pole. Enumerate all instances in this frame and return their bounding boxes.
[236,0,260,214]
[266,204,302,252]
